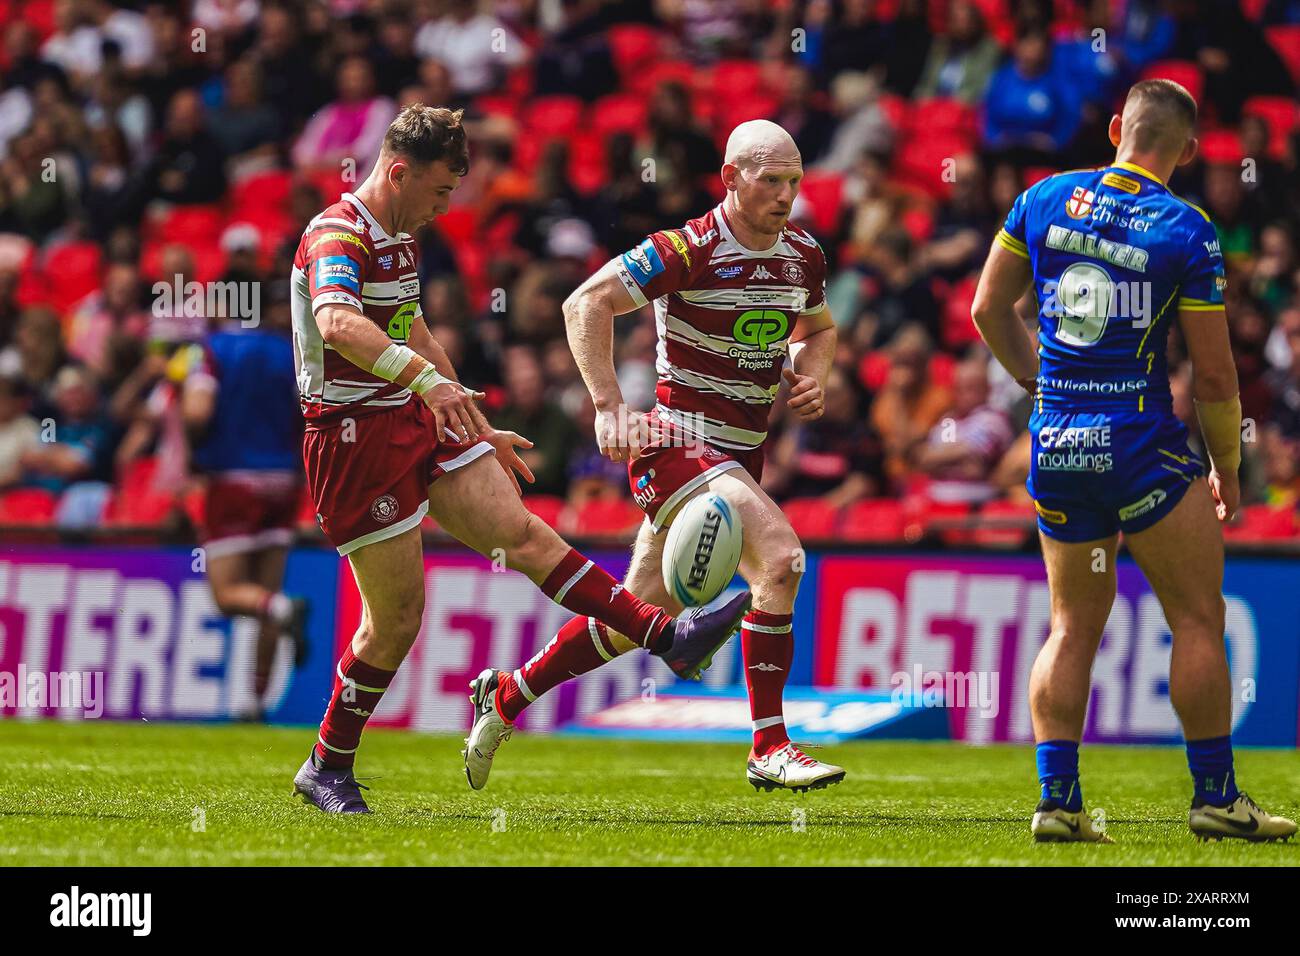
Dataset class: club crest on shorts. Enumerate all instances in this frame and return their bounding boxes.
[370,494,399,524]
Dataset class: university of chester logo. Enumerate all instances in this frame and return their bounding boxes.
[370,494,399,524]
[733,309,789,350]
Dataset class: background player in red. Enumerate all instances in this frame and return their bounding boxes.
[288,105,750,813]
[468,120,845,793]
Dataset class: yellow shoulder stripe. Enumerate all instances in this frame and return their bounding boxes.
[996,229,1029,258]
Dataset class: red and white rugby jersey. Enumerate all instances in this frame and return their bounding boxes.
[290,192,424,424]
[612,204,827,450]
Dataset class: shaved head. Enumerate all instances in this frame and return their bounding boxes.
[1118,79,1197,157]
[724,119,801,170]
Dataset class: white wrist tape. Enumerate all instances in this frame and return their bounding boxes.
[372,343,457,396]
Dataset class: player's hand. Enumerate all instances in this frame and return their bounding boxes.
[424,381,484,444]
[595,406,652,463]
[783,368,824,421]
[482,428,535,496]
[1208,467,1239,523]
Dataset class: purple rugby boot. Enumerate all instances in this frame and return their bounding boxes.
[292,755,371,814]
[654,590,752,681]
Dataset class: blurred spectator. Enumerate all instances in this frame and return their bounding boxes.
[415,0,528,98]
[66,262,150,376]
[855,227,939,348]
[911,357,1014,504]
[491,345,580,497]
[292,56,395,174]
[0,374,38,489]
[871,324,952,488]
[1265,306,1300,439]
[983,25,1080,162]
[149,89,228,206]
[914,0,1001,104]
[210,59,283,173]
[0,308,67,416]
[17,365,117,526]
[774,66,835,166]
[647,81,720,185]
[816,71,894,174]
[766,366,885,506]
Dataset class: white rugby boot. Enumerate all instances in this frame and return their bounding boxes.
[1031,800,1114,843]
[746,742,846,793]
[1189,792,1296,842]
[463,669,514,791]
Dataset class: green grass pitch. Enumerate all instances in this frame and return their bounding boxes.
[1,721,1295,866]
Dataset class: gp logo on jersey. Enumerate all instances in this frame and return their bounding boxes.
[316,256,361,295]
[1065,187,1095,220]
[733,309,789,350]
[622,239,665,287]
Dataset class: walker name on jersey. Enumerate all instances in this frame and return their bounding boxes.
[1045,224,1150,273]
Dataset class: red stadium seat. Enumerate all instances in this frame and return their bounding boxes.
[41,241,101,312]
[941,275,980,350]
[526,95,586,140]
[711,60,766,98]
[435,207,478,247]
[1222,505,1299,543]
[633,60,698,99]
[971,499,1035,548]
[522,495,568,530]
[590,93,648,138]
[473,94,521,121]
[1022,166,1058,187]
[907,98,979,139]
[1264,26,1300,86]
[607,24,663,79]
[573,498,642,537]
[781,498,840,541]
[795,170,843,237]
[0,488,59,525]
[901,208,934,243]
[1242,96,1300,161]
[1197,129,1244,165]
[568,129,609,195]
[104,458,176,526]
[903,497,973,544]
[230,170,293,214]
[148,204,226,246]
[857,350,891,391]
[876,93,909,136]
[841,499,905,542]
[892,131,971,199]
[1139,61,1203,107]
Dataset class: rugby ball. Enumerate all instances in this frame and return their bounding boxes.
[662,492,743,607]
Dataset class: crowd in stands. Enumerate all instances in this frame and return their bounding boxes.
[0,0,1298,544]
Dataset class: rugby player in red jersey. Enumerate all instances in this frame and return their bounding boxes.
[288,105,750,813]
[467,121,846,793]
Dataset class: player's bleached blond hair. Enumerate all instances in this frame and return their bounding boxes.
[383,104,470,175]
[724,120,801,170]
[1121,79,1198,155]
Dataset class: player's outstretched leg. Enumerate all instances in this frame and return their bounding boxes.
[1029,532,1118,843]
[293,526,425,813]
[1126,481,1295,842]
[427,455,750,790]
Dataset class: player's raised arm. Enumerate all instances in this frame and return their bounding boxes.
[971,240,1039,391]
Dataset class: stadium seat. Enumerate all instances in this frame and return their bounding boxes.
[1222,504,1299,543]
[711,60,766,98]
[473,94,522,121]
[1264,26,1300,86]
[901,208,934,243]
[230,170,293,214]
[907,98,978,140]
[971,499,1035,548]
[41,240,101,312]
[590,93,648,138]
[148,204,226,246]
[104,458,177,527]
[857,350,891,391]
[892,132,971,199]
[573,497,642,537]
[0,488,59,525]
[781,498,840,541]
[796,170,843,237]
[903,497,973,545]
[568,129,610,195]
[1138,61,1203,106]
[607,24,663,80]
[434,207,478,247]
[940,275,980,350]
[522,495,568,530]
[1197,129,1244,165]
[1022,166,1058,187]
[632,59,698,99]
[876,93,909,134]
[840,498,905,542]
[525,95,586,140]
[1242,96,1299,161]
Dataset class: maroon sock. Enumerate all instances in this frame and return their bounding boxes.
[497,615,620,722]
[314,644,395,769]
[742,609,794,756]
[540,548,672,649]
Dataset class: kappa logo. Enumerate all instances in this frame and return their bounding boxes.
[610,583,625,601]
[748,663,784,672]
[370,494,399,524]
[1066,187,1096,219]
[750,264,775,280]
[342,706,372,717]
[398,250,412,269]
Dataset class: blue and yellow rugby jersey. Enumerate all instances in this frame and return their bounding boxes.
[998,160,1225,414]
[998,161,1226,540]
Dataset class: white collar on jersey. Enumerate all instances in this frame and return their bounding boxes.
[343,191,411,244]
[714,203,787,258]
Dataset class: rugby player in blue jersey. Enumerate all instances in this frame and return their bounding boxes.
[972,79,1295,843]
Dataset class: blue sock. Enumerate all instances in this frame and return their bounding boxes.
[1186,735,1238,806]
[1036,739,1082,811]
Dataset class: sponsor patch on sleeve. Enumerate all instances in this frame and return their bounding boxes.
[664,230,691,268]
[621,238,666,287]
[315,255,361,295]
